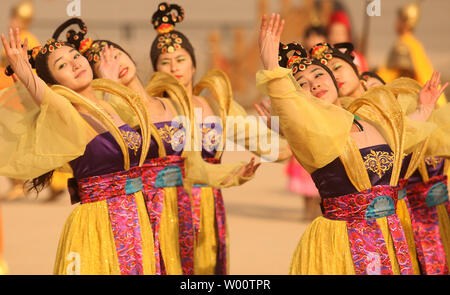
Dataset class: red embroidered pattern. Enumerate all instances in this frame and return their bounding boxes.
[77,167,144,275]
[141,155,194,275]
[404,175,449,275]
[322,185,414,275]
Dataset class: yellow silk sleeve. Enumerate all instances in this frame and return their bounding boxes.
[96,90,140,129]
[226,100,291,162]
[383,77,449,157]
[0,81,97,179]
[182,150,253,196]
[425,102,450,158]
[256,67,354,173]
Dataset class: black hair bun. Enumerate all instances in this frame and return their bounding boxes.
[151,2,184,34]
[278,42,308,68]
[52,18,88,50]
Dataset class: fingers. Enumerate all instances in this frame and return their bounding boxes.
[11,73,19,83]
[1,34,11,55]
[267,13,275,34]
[438,82,449,98]
[261,100,271,112]
[15,27,22,49]
[275,19,285,37]
[259,14,268,44]
[273,14,280,35]
[260,14,268,32]
[9,28,17,50]
[108,45,114,61]
[434,72,441,88]
[254,103,265,117]
[22,37,28,53]
[253,163,261,173]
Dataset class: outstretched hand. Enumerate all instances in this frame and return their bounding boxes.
[419,71,448,106]
[220,157,261,186]
[239,157,261,178]
[258,13,285,71]
[1,28,32,82]
[97,44,120,81]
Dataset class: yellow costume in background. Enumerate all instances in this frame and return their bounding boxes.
[377,1,447,106]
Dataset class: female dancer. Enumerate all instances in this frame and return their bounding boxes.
[257,14,443,275]
[0,25,256,275]
[50,17,259,275]
[382,78,450,274]
[1,27,157,275]
[352,51,450,274]
[147,2,290,275]
[361,71,386,89]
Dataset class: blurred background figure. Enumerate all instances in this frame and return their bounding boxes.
[377,1,447,105]
[360,71,386,89]
[0,0,39,89]
[285,156,321,221]
[327,9,369,73]
[303,24,327,52]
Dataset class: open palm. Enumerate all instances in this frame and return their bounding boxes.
[419,71,448,106]
[258,13,285,71]
[97,44,120,81]
[1,28,32,81]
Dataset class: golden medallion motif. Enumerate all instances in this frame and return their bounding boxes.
[424,156,442,169]
[363,150,395,178]
[120,130,142,156]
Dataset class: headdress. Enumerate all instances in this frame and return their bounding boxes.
[11,0,34,27]
[5,39,66,77]
[360,71,386,86]
[278,42,338,90]
[398,1,422,30]
[309,42,359,75]
[150,2,196,70]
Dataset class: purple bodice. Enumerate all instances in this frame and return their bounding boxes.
[70,121,223,179]
[150,121,220,160]
[311,144,396,198]
[70,125,150,179]
[407,156,445,184]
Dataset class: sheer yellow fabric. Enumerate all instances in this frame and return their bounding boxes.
[146,71,259,274]
[258,67,426,275]
[193,187,217,275]
[159,187,183,275]
[53,191,155,275]
[0,78,161,274]
[436,204,450,268]
[400,32,447,106]
[256,67,354,173]
[289,217,355,275]
[0,81,97,179]
[340,79,437,155]
[50,80,159,275]
[396,199,421,274]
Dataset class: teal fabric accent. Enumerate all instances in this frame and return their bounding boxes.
[426,183,449,207]
[155,165,183,188]
[125,177,143,195]
[193,184,208,188]
[398,188,407,200]
[365,195,395,220]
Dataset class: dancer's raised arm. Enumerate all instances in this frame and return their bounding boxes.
[1,28,45,104]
